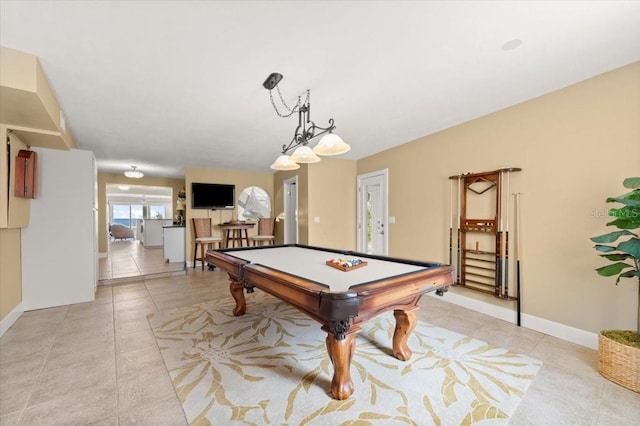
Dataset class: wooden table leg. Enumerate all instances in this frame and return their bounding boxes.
[230,280,246,316]
[392,309,417,361]
[325,327,359,400]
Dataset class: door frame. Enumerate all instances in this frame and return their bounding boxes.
[356,169,389,255]
[283,176,298,244]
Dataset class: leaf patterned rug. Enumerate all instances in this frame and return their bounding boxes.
[148,292,541,425]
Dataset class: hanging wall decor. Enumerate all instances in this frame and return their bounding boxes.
[14,149,38,198]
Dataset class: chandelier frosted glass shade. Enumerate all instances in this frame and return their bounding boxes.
[290,146,320,163]
[124,166,143,178]
[312,133,351,156]
[270,155,300,171]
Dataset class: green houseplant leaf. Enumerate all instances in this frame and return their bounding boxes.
[606,206,640,229]
[607,197,640,207]
[590,230,636,244]
[620,270,640,279]
[600,253,634,261]
[618,238,640,259]
[594,244,616,253]
[595,262,634,277]
[623,177,640,189]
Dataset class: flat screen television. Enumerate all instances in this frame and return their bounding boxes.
[191,183,235,210]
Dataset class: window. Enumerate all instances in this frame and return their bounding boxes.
[149,205,166,219]
[111,204,143,228]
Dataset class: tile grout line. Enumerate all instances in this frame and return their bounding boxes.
[592,373,608,425]
[13,306,70,425]
[525,331,547,358]
[112,287,121,425]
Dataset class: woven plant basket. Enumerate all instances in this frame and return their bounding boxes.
[598,332,640,393]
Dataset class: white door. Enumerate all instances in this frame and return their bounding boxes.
[357,169,388,255]
[283,176,298,244]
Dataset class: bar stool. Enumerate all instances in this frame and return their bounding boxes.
[248,218,276,246]
[192,218,222,270]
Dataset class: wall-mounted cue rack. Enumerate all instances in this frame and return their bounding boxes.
[448,168,522,321]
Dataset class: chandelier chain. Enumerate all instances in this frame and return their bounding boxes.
[269,88,311,118]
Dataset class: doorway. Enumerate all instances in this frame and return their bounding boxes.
[102,184,182,282]
[357,169,388,255]
[283,176,298,244]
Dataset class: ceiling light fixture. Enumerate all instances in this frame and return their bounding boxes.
[501,39,523,51]
[263,72,350,171]
[124,166,144,179]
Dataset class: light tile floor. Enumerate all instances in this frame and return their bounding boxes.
[99,240,185,283]
[1,269,639,425]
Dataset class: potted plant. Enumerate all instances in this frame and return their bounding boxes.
[591,176,639,392]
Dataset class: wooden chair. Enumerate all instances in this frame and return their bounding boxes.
[249,218,276,246]
[192,218,222,270]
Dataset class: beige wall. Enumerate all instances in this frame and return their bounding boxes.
[0,46,76,149]
[0,228,22,320]
[1,127,31,229]
[185,167,274,262]
[358,62,640,334]
[271,159,356,248]
[308,158,357,250]
[97,173,185,254]
[0,129,30,321]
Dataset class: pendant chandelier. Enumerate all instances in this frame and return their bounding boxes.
[263,73,350,171]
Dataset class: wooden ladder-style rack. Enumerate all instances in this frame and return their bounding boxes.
[449,168,521,300]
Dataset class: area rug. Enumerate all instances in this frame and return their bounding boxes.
[148,292,541,425]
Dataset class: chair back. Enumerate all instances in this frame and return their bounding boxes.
[257,218,275,236]
[192,218,212,238]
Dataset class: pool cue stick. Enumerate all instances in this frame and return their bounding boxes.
[504,170,511,299]
[495,171,503,297]
[456,176,462,284]
[449,179,453,266]
[515,192,522,326]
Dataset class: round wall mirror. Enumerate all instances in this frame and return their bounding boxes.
[237,186,271,220]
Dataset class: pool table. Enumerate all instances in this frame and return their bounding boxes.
[206,244,453,399]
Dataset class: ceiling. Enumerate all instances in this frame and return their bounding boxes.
[1,1,639,179]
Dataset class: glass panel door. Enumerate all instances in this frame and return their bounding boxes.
[111,204,143,233]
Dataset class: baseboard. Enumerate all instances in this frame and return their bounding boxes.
[0,302,24,337]
[98,251,108,259]
[431,290,599,350]
[520,312,598,350]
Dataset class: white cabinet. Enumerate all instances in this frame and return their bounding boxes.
[140,219,171,247]
[163,225,185,263]
[21,148,97,310]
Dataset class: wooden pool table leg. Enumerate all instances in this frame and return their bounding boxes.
[392,309,417,361]
[325,327,360,400]
[230,280,246,316]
